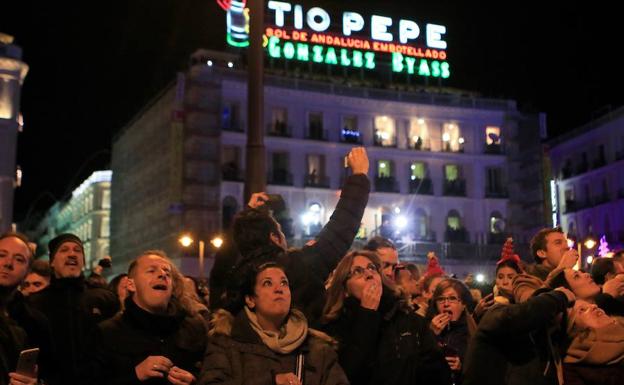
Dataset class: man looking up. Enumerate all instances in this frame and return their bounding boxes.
[525,227,578,281]
[364,236,399,282]
[28,233,119,385]
[91,251,206,385]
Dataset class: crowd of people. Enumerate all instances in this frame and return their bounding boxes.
[1,146,624,385]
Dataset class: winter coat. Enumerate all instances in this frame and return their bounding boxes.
[463,290,570,385]
[524,263,552,282]
[0,305,26,385]
[321,292,452,385]
[562,364,624,385]
[214,174,370,325]
[432,315,471,385]
[199,309,348,385]
[89,297,207,385]
[28,275,120,385]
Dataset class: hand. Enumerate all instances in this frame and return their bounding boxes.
[430,313,451,335]
[8,372,37,385]
[275,372,302,385]
[135,356,173,381]
[167,366,195,385]
[602,277,624,298]
[554,287,576,304]
[360,279,382,311]
[247,192,269,209]
[557,249,579,270]
[445,356,462,371]
[347,147,369,175]
[473,293,495,319]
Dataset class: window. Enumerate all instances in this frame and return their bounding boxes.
[410,162,426,180]
[101,216,110,238]
[302,202,324,236]
[447,210,461,230]
[341,115,361,143]
[307,112,325,140]
[489,211,504,234]
[485,126,501,154]
[486,167,505,196]
[222,146,242,181]
[378,160,392,178]
[270,107,289,136]
[374,116,396,147]
[444,164,459,181]
[442,122,463,152]
[409,118,430,150]
[306,154,327,187]
[222,102,241,131]
[270,152,291,185]
[414,208,429,239]
[102,190,111,210]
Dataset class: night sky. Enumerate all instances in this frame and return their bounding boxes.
[2,0,622,226]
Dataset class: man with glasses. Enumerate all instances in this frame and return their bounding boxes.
[364,236,399,282]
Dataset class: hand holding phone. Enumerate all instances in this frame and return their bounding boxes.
[15,348,39,378]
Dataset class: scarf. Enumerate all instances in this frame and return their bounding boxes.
[244,306,308,354]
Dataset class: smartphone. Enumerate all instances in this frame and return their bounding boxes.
[16,348,39,378]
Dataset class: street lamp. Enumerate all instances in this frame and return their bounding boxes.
[572,236,596,271]
[179,234,224,283]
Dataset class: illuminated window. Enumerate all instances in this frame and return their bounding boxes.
[302,202,324,236]
[485,126,502,154]
[447,210,461,230]
[409,118,430,150]
[414,208,429,239]
[101,217,110,238]
[442,122,462,152]
[444,164,459,181]
[378,160,392,178]
[490,211,504,234]
[374,116,396,147]
[341,115,360,143]
[270,107,288,136]
[410,162,426,180]
[102,190,111,209]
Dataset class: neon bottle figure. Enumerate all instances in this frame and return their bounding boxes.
[226,0,249,47]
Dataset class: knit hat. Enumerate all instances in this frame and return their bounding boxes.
[48,233,83,261]
[424,251,445,277]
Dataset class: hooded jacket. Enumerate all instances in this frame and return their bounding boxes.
[321,290,452,385]
[199,309,348,385]
[89,297,207,385]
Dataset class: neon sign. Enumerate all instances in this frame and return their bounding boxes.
[217,0,451,78]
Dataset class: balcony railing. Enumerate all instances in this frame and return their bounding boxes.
[443,179,467,197]
[375,176,400,193]
[409,178,433,195]
[485,188,509,199]
[413,231,437,242]
[305,127,328,141]
[445,228,469,243]
[267,122,292,137]
[268,170,293,186]
[484,143,502,154]
[487,232,507,244]
[304,174,330,188]
[373,130,397,147]
[222,121,243,132]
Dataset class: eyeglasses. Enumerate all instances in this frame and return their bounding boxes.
[347,263,378,279]
[435,295,460,304]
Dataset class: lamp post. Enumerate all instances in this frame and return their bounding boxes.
[583,237,596,270]
[179,234,224,282]
[572,236,596,271]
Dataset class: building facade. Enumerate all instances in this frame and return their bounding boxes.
[549,107,624,251]
[30,171,112,271]
[0,33,28,232]
[110,50,547,278]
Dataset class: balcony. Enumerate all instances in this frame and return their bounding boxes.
[485,187,509,199]
[591,193,610,206]
[445,227,469,243]
[443,179,467,197]
[561,166,573,179]
[304,174,330,188]
[409,178,433,195]
[564,199,590,214]
[484,143,502,154]
[340,129,363,144]
[442,142,465,153]
[267,122,291,137]
[375,176,400,193]
[222,121,243,132]
[222,164,243,181]
[373,130,397,147]
[268,169,293,186]
[592,156,606,170]
[413,231,437,242]
[575,161,588,175]
[410,138,431,151]
[305,127,328,141]
[487,232,507,244]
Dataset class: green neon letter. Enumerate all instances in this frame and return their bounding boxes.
[352,50,363,67]
[268,36,281,58]
[312,45,324,63]
[364,52,375,69]
[340,49,351,66]
[405,57,416,74]
[418,59,430,76]
[325,47,338,65]
[441,62,451,78]
[431,60,441,77]
[392,52,404,72]
[296,44,309,61]
[283,42,295,59]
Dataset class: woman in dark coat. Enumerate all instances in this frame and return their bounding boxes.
[321,250,451,385]
[199,261,348,385]
[426,278,477,384]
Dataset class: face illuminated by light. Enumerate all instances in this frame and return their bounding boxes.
[245,267,291,331]
[127,255,174,314]
[345,255,382,302]
[573,300,614,329]
[563,268,601,300]
[495,266,518,294]
[377,247,398,282]
[0,236,31,288]
[536,232,569,269]
[21,272,50,296]
[50,241,84,278]
[435,287,465,322]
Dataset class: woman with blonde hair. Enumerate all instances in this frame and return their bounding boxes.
[321,250,451,385]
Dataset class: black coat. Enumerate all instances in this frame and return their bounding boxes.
[0,293,27,385]
[216,174,370,324]
[322,293,452,385]
[199,310,348,385]
[90,297,207,385]
[463,290,570,385]
[28,276,120,385]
